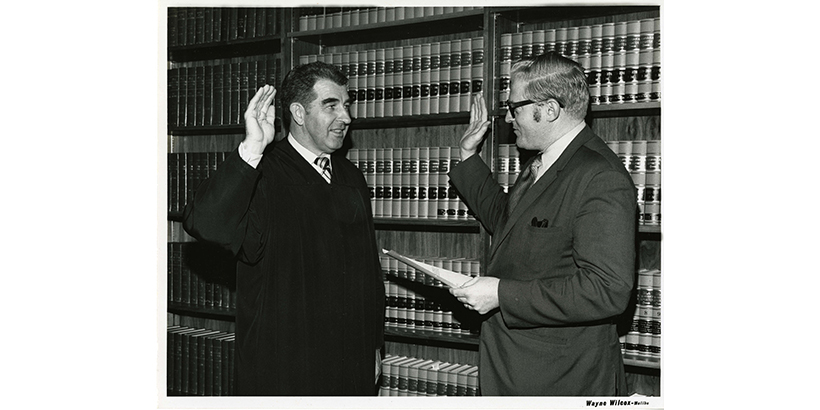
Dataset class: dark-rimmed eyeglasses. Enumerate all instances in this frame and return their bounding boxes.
[505,98,565,118]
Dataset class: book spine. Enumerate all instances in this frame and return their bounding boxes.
[378,355,394,396]
[429,42,440,114]
[382,148,393,217]
[194,69,205,126]
[459,38,471,110]
[168,67,178,127]
[366,49,376,118]
[437,147,450,219]
[383,47,393,117]
[448,39,461,113]
[212,62,223,126]
[203,64,213,126]
[375,49,385,118]
[391,46,403,117]
[221,336,231,395]
[186,9,196,46]
[450,149,464,219]
[401,45,413,116]
[181,329,196,394]
[166,326,180,394]
[228,336,235,394]
[239,61,250,124]
[230,61,240,124]
[356,50,368,118]
[176,66,187,127]
[418,147,429,218]
[374,148,384,217]
[471,36,484,96]
[427,147,439,218]
[347,51,359,118]
[465,367,478,396]
[212,8,221,43]
[186,64,197,126]
[411,44,421,115]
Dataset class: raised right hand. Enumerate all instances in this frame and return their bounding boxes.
[459,92,491,161]
[242,85,277,155]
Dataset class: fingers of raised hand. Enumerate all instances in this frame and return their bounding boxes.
[245,86,275,120]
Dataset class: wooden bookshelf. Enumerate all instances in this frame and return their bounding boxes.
[385,327,479,349]
[168,303,235,320]
[288,8,484,46]
[166,5,663,394]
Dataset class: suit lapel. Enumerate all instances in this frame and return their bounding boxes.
[489,126,596,259]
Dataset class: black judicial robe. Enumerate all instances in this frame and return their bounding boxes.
[183,140,385,396]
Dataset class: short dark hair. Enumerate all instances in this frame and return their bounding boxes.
[280,61,349,131]
[511,52,589,119]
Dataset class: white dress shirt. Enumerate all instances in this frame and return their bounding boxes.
[533,121,586,183]
[238,134,331,183]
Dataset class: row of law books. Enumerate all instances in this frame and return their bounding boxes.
[346,146,473,220]
[380,254,481,335]
[168,56,281,128]
[167,326,236,396]
[497,17,660,107]
[168,7,281,48]
[168,152,229,214]
[495,144,522,193]
[499,18,660,63]
[379,354,478,396]
[168,242,236,311]
[298,6,481,31]
[606,140,661,226]
[299,37,484,118]
[620,269,661,363]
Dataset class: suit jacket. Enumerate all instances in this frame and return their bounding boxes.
[448,125,636,396]
[183,140,385,395]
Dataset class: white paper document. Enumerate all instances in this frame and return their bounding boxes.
[381,249,474,288]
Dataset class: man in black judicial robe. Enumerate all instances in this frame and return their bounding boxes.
[183,62,385,396]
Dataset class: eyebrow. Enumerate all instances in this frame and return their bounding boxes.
[321,97,351,106]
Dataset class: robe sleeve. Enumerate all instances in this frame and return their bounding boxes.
[182,149,269,264]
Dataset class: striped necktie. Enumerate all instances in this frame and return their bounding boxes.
[506,156,542,218]
[314,156,332,182]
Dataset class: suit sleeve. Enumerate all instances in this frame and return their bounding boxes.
[447,154,508,235]
[498,169,636,326]
[182,149,269,264]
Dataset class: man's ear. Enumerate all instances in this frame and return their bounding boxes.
[290,102,305,126]
[543,99,561,122]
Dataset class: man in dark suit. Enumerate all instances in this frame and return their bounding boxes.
[183,62,384,395]
[449,52,636,396]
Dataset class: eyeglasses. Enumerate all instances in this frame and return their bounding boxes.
[505,97,565,118]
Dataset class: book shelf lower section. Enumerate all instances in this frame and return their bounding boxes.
[169,303,235,320]
[385,327,478,349]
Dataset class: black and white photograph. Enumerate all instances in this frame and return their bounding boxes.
[162,2,662,407]
[4,1,819,410]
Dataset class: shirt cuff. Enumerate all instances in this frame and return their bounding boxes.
[238,141,263,169]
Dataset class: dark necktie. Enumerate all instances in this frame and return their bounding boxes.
[506,156,542,218]
[314,156,332,182]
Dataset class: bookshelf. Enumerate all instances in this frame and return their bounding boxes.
[166,5,662,397]
[166,7,287,396]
